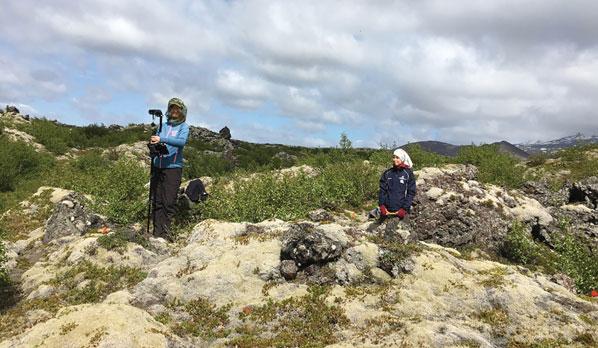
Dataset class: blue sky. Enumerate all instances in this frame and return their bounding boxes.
[1,0,597,147]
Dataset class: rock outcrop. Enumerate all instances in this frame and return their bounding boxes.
[404,165,556,251]
[43,193,105,243]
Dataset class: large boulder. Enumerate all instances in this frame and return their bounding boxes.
[280,223,348,268]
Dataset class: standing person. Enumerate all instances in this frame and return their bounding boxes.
[149,98,189,241]
[378,148,416,220]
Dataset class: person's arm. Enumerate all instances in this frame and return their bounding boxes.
[162,124,189,147]
[403,169,417,211]
[378,171,388,206]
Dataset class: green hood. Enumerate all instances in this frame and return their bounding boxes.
[167,97,187,123]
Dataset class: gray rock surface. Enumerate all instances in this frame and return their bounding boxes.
[43,193,105,243]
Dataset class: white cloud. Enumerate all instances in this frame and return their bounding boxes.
[1,0,597,146]
[215,70,270,109]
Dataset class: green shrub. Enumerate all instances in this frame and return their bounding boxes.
[173,298,233,339]
[0,136,54,192]
[18,118,72,154]
[96,229,152,254]
[229,285,349,347]
[456,144,525,188]
[526,153,550,167]
[96,232,129,254]
[553,233,598,294]
[87,159,147,224]
[16,119,149,155]
[201,161,378,222]
[184,149,233,179]
[502,222,598,294]
[55,157,148,224]
[75,124,149,148]
[531,144,598,186]
[72,150,110,171]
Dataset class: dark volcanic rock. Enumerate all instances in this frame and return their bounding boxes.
[569,176,598,208]
[279,260,298,280]
[218,126,231,140]
[43,193,105,243]
[405,178,511,251]
[5,105,19,114]
[280,223,344,267]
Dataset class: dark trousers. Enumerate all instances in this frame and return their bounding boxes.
[151,167,182,239]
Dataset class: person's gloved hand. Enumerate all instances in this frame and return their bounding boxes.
[379,205,389,216]
[397,208,407,219]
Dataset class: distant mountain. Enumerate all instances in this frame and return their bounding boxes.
[517,133,598,154]
[492,141,530,160]
[402,140,529,160]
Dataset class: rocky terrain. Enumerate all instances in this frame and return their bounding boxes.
[0,162,596,347]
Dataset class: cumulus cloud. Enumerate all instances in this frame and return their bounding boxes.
[0,0,597,146]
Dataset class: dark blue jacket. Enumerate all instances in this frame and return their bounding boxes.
[378,166,416,212]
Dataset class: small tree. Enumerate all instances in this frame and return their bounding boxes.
[339,132,352,152]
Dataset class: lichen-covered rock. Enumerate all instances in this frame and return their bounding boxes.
[0,304,191,348]
[21,234,162,297]
[131,220,285,307]
[332,244,598,347]
[102,141,149,166]
[344,242,379,271]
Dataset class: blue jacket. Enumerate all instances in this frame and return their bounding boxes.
[378,166,417,212]
[152,121,189,169]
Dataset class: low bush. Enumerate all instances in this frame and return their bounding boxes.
[502,222,598,294]
[455,144,525,188]
[229,285,349,347]
[96,229,152,254]
[54,156,148,224]
[17,118,149,155]
[184,148,234,179]
[528,144,598,188]
[201,160,378,222]
[0,136,54,192]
